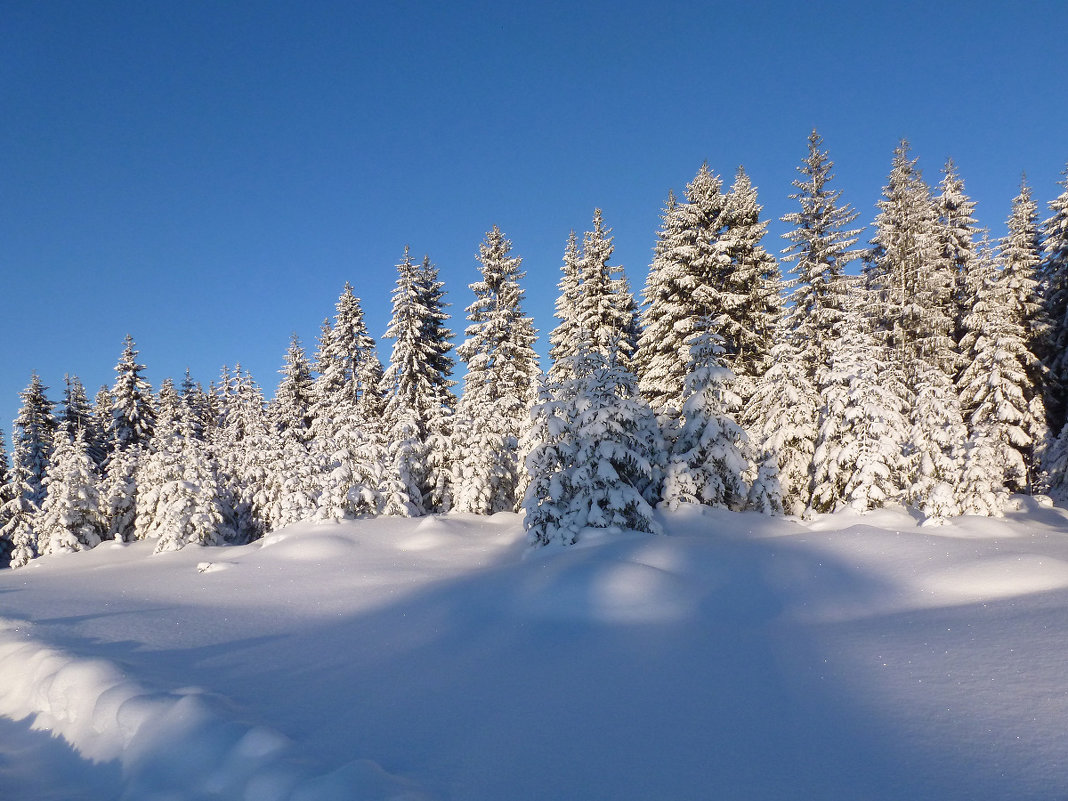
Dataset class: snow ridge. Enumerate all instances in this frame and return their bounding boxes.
[0,618,427,801]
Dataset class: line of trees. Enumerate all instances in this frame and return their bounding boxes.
[3,132,1068,564]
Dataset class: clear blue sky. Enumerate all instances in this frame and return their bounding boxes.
[2,0,1066,437]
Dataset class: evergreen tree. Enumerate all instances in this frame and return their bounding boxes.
[637,166,730,418]
[211,366,268,540]
[525,349,661,546]
[36,434,105,556]
[1040,167,1068,435]
[935,158,981,347]
[662,328,749,512]
[110,334,155,452]
[958,235,1045,497]
[572,210,641,371]
[100,444,140,542]
[719,167,783,403]
[781,130,863,385]
[12,373,57,508]
[453,226,540,514]
[0,429,12,565]
[272,333,316,446]
[382,248,455,514]
[522,375,576,545]
[59,374,105,464]
[810,280,908,512]
[743,331,817,516]
[547,231,583,384]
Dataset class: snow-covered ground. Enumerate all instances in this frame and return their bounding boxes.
[3,501,1068,800]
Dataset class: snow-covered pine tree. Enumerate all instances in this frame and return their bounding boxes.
[766,131,862,514]
[662,327,749,512]
[179,370,211,442]
[958,230,1046,500]
[271,333,316,447]
[382,248,455,515]
[637,166,730,419]
[565,349,661,536]
[452,226,540,515]
[155,378,182,439]
[416,255,458,513]
[211,365,268,540]
[36,433,105,556]
[312,284,386,440]
[525,347,661,546]
[1000,183,1049,483]
[935,158,982,348]
[742,329,816,516]
[866,142,959,509]
[1040,167,1068,436]
[100,443,140,542]
[781,130,863,386]
[381,407,427,518]
[719,167,783,405]
[12,373,57,508]
[59,374,105,465]
[0,429,12,565]
[572,210,641,372]
[547,231,583,385]
[110,335,155,454]
[810,279,909,513]
[521,374,577,546]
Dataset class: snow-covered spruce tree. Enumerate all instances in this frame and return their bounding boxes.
[935,158,982,349]
[110,335,155,454]
[211,366,269,540]
[809,279,909,513]
[1040,167,1068,437]
[742,329,815,516]
[100,443,140,542]
[272,333,316,447]
[958,233,1046,501]
[999,184,1049,483]
[12,373,57,508]
[180,370,213,442]
[312,284,386,440]
[547,231,583,385]
[662,327,749,512]
[719,167,783,406]
[763,131,862,514]
[0,429,13,565]
[382,248,455,515]
[866,142,961,509]
[572,210,641,373]
[637,166,730,420]
[780,130,863,387]
[1,375,58,566]
[136,399,233,551]
[155,378,182,440]
[525,347,661,546]
[59,374,105,465]
[417,255,458,513]
[550,213,640,384]
[452,226,540,515]
[36,433,105,557]
[521,375,576,546]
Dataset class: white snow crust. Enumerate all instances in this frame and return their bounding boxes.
[3,503,1068,799]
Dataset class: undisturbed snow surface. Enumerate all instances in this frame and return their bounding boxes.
[3,501,1068,799]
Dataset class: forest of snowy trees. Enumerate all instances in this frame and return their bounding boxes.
[3,131,1068,566]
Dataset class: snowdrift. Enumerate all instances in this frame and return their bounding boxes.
[3,503,1068,800]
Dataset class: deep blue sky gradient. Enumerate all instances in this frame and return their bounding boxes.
[3,0,1067,437]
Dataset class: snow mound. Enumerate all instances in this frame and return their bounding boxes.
[917,555,1068,602]
[0,618,428,800]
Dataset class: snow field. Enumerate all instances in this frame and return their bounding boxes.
[3,504,1068,799]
